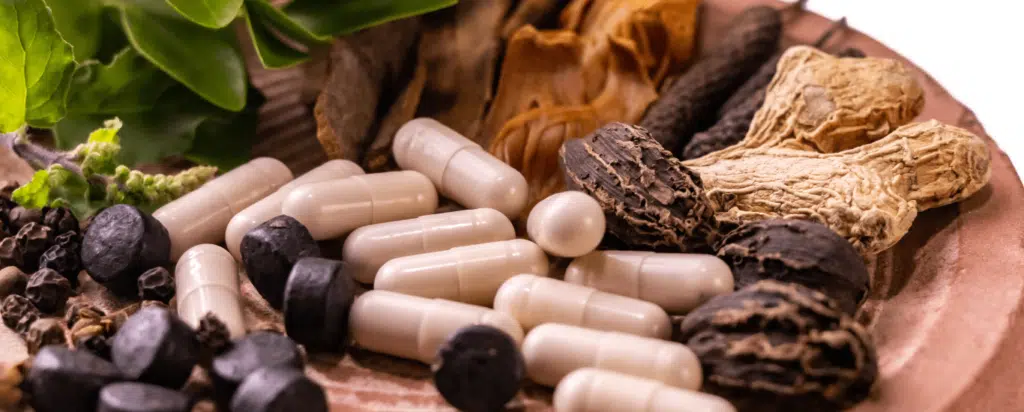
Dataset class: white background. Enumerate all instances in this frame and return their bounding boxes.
[800,1,1024,180]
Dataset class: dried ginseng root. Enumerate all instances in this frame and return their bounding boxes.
[562,121,990,256]
[639,5,782,155]
[678,280,878,412]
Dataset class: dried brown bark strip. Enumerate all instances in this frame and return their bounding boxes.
[639,5,781,155]
[678,280,877,412]
[560,122,719,252]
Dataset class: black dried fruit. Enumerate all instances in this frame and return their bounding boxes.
[25,269,73,313]
[0,237,22,268]
[560,123,720,252]
[0,266,28,298]
[2,294,40,335]
[229,366,327,412]
[283,257,356,352]
[65,302,105,328]
[137,267,175,304]
[77,334,113,361]
[211,332,303,406]
[432,325,525,412]
[110,306,200,389]
[640,6,782,155]
[8,207,42,232]
[24,345,124,412]
[53,231,80,248]
[43,207,79,235]
[196,313,232,359]
[25,318,68,355]
[38,244,82,287]
[678,280,877,412]
[16,222,52,271]
[717,219,869,315]
[241,215,320,309]
[82,205,171,296]
[98,382,192,412]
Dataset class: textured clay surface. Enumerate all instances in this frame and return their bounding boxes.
[678,280,878,412]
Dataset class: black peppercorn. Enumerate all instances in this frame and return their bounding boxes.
[2,294,40,335]
[137,267,174,304]
[25,269,73,313]
[53,231,79,248]
[0,237,23,268]
[0,266,28,298]
[38,244,82,288]
[8,207,42,232]
[42,207,79,235]
[196,313,232,359]
[16,223,53,272]
[76,334,113,361]
[25,318,69,355]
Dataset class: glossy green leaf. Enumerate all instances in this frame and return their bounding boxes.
[67,47,177,114]
[165,0,243,28]
[284,0,456,37]
[245,0,328,44]
[244,5,307,69]
[184,87,263,170]
[44,0,104,60]
[0,0,77,132]
[118,0,247,111]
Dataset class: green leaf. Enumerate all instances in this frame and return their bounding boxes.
[66,47,177,114]
[284,0,457,37]
[244,5,307,69]
[12,170,52,208]
[118,0,247,111]
[165,0,243,29]
[87,117,122,143]
[44,0,103,60]
[185,87,263,170]
[0,0,77,132]
[245,0,328,44]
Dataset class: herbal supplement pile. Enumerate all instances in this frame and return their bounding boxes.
[0,2,996,412]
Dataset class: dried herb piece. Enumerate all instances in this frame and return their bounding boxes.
[16,223,53,272]
[0,266,28,298]
[560,123,719,252]
[25,269,73,313]
[38,243,82,288]
[25,318,68,355]
[640,5,782,154]
[196,312,232,364]
[137,267,175,304]
[678,280,878,411]
[2,294,40,335]
[42,207,79,235]
[0,237,23,268]
[65,303,105,328]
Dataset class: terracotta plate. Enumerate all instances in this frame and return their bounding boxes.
[1,0,1022,411]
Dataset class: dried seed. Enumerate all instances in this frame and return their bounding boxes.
[196,313,232,359]
[25,269,73,313]
[16,223,53,272]
[42,207,79,235]
[65,303,105,328]
[38,243,82,288]
[2,294,40,335]
[0,266,28,298]
[0,237,23,268]
[137,267,175,304]
[25,318,68,355]
[8,207,42,232]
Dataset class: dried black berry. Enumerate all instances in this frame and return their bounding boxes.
[229,366,327,412]
[110,306,199,389]
[82,205,171,296]
[77,334,113,361]
[432,325,525,412]
[42,207,79,235]
[98,382,192,412]
[196,313,232,358]
[136,267,174,303]
[38,244,82,287]
[0,266,28,298]
[2,294,40,335]
[16,222,53,272]
[25,269,73,313]
[283,257,356,352]
[25,318,68,355]
[211,332,303,406]
[241,215,320,309]
[24,345,124,412]
[0,237,23,268]
[8,207,42,232]
[53,231,80,248]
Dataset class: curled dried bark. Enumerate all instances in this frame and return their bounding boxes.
[639,5,782,154]
[501,0,568,38]
[678,280,877,412]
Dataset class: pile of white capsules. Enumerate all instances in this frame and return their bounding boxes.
[152,117,737,412]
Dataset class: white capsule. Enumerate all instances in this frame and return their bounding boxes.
[393,118,528,218]
[349,291,524,363]
[344,208,516,284]
[374,239,549,306]
[565,251,734,314]
[155,158,293,260]
[494,274,671,339]
[554,368,736,412]
[281,171,438,240]
[522,323,701,389]
[527,191,606,258]
[175,244,246,338]
[225,160,365,260]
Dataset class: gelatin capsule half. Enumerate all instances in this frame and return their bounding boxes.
[564,251,734,314]
[393,118,528,218]
[554,368,736,412]
[374,239,549,306]
[494,274,671,339]
[175,244,246,338]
